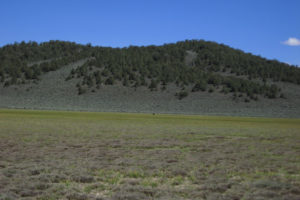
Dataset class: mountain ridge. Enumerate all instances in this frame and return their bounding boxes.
[0,39,300,117]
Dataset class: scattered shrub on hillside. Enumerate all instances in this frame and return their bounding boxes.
[192,80,207,92]
[176,90,189,100]
[77,85,86,95]
[208,87,214,93]
[280,93,286,99]
[149,79,157,91]
[105,77,114,85]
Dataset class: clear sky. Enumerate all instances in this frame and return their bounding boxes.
[0,0,299,65]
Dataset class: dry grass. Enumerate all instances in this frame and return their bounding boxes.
[0,109,299,199]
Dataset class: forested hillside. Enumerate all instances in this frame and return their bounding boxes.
[1,40,300,102]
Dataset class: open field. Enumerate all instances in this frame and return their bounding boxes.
[0,109,300,200]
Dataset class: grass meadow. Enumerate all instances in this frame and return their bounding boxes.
[0,109,300,199]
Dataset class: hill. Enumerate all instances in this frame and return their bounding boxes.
[0,40,300,117]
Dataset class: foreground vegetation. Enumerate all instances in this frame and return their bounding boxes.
[0,109,300,199]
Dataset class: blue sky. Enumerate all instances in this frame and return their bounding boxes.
[0,0,299,65]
